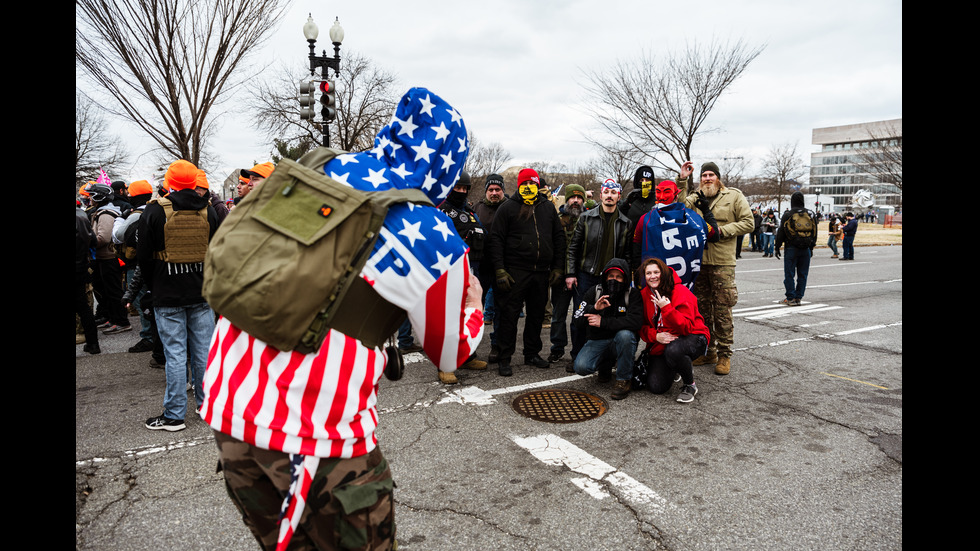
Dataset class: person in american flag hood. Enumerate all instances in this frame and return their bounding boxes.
[201,87,484,551]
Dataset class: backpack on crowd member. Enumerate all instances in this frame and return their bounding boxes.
[783,208,816,248]
[203,148,433,354]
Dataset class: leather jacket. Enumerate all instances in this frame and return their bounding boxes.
[565,206,631,277]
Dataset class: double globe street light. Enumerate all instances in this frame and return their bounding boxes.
[301,15,344,147]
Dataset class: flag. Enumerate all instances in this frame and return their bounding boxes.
[96,167,112,187]
[638,203,707,289]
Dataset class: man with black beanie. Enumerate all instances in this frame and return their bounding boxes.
[475,173,506,360]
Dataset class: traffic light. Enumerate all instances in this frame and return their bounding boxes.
[299,81,316,120]
[319,79,336,122]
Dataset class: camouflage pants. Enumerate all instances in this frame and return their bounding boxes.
[213,430,396,551]
[692,265,738,358]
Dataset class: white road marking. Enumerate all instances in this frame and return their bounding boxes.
[510,433,671,511]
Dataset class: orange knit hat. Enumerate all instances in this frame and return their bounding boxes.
[165,160,199,191]
[195,169,209,189]
[128,180,153,196]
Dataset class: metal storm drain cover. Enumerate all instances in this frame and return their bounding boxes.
[512,389,608,423]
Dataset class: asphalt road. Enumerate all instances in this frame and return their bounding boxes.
[76,244,902,550]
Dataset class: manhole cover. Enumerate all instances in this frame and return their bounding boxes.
[512,389,608,423]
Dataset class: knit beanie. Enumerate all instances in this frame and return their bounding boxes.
[565,184,586,200]
[196,170,209,189]
[518,168,539,185]
[128,180,153,197]
[165,160,199,191]
[485,173,504,191]
[700,162,721,180]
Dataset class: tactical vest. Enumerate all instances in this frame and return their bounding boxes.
[440,203,485,261]
[150,197,209,263]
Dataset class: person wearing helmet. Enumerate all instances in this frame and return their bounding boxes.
[436,171,489,381]
[89,182,132,334]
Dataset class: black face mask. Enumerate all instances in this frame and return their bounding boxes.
[448,189,468,205]
[604,278,625,298]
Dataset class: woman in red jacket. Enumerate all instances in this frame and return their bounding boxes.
[637,258,711,403]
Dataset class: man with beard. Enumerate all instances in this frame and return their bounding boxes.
[548,184,586,366]
[475,174,506,361]
[486,168,565,376]
[679,161,754,376]
[572,258,643,400]
[564,178,632,361]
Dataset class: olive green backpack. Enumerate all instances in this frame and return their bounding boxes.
[203,147,432,354]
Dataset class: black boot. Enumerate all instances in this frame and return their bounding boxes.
[498,359,512,377]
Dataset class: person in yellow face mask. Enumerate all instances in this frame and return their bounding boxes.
[622,165,658,231]
[485,168,566,376]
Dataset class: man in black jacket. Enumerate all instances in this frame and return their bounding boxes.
[486,168,565,376]
[773,191,817,306]
[138,159,220,432]
[564,178,631,360]
[572,258,643,400]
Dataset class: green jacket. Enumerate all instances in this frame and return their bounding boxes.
[679,179,754,266]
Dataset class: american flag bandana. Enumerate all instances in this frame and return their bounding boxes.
[601,178,621,192]
[269,87,479,550]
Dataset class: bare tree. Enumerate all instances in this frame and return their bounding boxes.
[856,122,902,191]
[585,144,641,187]
[760,142,807,212]
[249,51,400,157]
[76,92,129,190]
[581,39,765,186]
[464,132,514,182]
[76,0,290,168]
[719,154,751,190]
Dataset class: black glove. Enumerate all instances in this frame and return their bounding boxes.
[775,249,781,259]
[696,192,720,243]
[495,269,515,292]
[549,268,564,287]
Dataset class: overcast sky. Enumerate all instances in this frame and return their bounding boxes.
[103,0,902,187]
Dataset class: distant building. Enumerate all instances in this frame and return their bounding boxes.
[809,119,902,212]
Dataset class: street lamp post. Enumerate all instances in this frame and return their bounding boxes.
[302,15,344,147]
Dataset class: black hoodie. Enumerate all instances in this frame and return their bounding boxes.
[573,258,643,341]
[137,189,220,306]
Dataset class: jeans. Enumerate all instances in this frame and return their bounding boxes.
[827,235,839,256]
[155,303,215,421]
[842,235,855,260]
[573,330,637,382]
[782,246,812,301]
[397,319,413,349]
[762,233,774,256]
[570,271,602,358]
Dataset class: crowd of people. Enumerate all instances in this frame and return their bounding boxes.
[75,86,881,549]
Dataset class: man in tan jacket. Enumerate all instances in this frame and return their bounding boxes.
[677,161,754,375]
